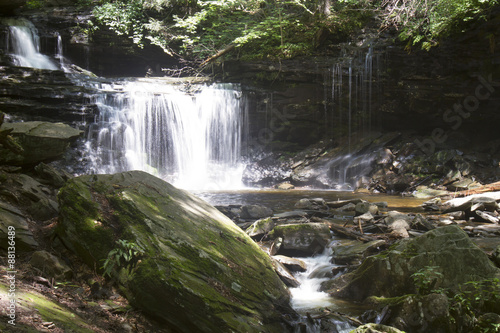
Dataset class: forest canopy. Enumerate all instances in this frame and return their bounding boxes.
[28,0,499,62]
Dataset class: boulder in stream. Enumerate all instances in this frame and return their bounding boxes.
[56,171,294,333]
[268,222,331,256]
[326,225,500,302]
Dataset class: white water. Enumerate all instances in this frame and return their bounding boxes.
[290,248,355,333]
[4,18,58,70]
[86,80,247,190]
[290,250,337,311]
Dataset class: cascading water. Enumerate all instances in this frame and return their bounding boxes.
[290,248,355,333]
[3,18,58,70]
[86,79,247,190]
[322,45,383,189]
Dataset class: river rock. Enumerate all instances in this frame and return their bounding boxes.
[385,211,412,238]
[350,323,405,333]
[326,225,500,302]
[268,222,331,256]
[0,121,82,166]
[30,250,72,280]
[370,293,451,333]
[326,198,363,208]
[56,171,294,333]
[410,214,436,231]
[294,198,326,210]
[332,239,386,265]
[271,258,300,288]
[354,201,379,216]
[0,201,38,251]
[272,255,307,272]
[246,217,275,238]
[493,246,500,268]
[441,192,500,213]
[240,204,273,220]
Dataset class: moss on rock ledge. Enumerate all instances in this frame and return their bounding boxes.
[57,171,294,332]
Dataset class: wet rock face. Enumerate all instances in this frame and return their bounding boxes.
[57,171,295,333]
[0,66,98,124]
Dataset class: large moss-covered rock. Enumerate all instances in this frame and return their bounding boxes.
[0,121,82,165]
[326,225,500,302]
[57,171,294,333]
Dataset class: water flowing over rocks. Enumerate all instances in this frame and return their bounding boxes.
[56,171,296,333]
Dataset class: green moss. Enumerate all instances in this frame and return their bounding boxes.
[0,283,94,333]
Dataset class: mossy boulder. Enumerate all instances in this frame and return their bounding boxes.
[326,225,500,302]
[0,121,82,166]
[56,171,294,333]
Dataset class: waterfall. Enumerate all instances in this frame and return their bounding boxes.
[55,32,71,73]
[86,79,247,190]
[324,45,382,189]
[3,18,58,70]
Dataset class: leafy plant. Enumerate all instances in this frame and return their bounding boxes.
[449,278,500,332]
[101,239,145,278]
[380,0,499,50]
[411,265,444,295]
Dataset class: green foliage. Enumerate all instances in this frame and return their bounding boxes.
[380,0,499,50]
[101,239,145,278]
[411,266,444,295]
[451,278,500,317]
[91,0,375,61]
[25,0,44,9]
[93,0,148,47]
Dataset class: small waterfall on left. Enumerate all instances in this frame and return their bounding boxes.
[86,79,247,190]
[3,18,58,70]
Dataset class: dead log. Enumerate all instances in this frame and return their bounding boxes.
[443,181,500,197]
[328,222,377,242]
[199,44,235,67]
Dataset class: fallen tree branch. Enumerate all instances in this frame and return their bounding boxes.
[442,181,500,198]
[328,222,377,242]
[199,44,235,67]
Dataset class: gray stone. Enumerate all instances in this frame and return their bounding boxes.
[30,250,72,280]
[271,258,300,288]
[272,255,307,272]
[411,214,436,231]
[354,201,378,216]
[246,217,275,238]
[240,204,273,220]
[326,198,363,208]
[332,239,386,265]
[350,323,405,333]
[0,121,82,166]
[269,222,331,256]
[0,201,38,251]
